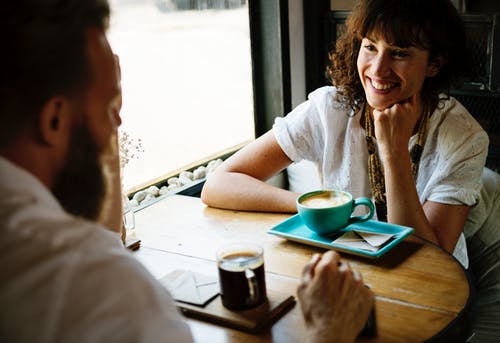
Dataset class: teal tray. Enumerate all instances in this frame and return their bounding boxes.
[268,215,414,258]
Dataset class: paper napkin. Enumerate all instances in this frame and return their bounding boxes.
[160,269,220,306]
[332,230,394,252]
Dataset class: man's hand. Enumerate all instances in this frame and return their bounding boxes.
[97,54,123,235]
[98,132,123,235]
[297,251,374,343]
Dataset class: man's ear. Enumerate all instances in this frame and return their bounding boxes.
[37,97,72,147]
[426,56,445,77]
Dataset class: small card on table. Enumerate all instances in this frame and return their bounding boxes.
[160,269,220,307]
[332,230,394,252]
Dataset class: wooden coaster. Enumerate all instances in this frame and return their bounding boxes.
[124,237,141,251]
[177,289,295,334]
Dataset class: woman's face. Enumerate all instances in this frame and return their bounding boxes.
[357,35,439,110]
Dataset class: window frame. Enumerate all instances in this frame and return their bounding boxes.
[122,0,294,199]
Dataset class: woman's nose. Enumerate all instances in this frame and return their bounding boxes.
[371,52,391,77]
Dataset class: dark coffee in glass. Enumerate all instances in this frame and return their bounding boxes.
[216,243,267,310]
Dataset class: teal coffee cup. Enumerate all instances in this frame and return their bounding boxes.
[297,190,375,236]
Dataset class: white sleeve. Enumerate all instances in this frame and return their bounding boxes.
[422,100,489,206]
[273,101,323,163]
[272,87,334,163]
[59,250,193,343]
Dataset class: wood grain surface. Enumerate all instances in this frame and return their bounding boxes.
[132,195,470,343]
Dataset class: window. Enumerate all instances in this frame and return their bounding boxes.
[108,0,255,192]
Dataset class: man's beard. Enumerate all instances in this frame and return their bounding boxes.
[52,124,106,221]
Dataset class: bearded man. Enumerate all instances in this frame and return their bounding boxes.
[0,1,192,341]
[0,1,373,342]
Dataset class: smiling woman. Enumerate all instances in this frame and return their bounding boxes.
[107,0,254,192]
[200,0,489,270]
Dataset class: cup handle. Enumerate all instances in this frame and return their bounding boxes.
[348,197,375,224]
[245,268,259,305]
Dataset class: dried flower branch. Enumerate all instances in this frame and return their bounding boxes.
[119,130,144,170]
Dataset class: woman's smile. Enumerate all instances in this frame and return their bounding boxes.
[368,77,398,92]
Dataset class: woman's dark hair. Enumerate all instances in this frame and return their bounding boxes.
[0,0,110,147]
[327,0,469,113]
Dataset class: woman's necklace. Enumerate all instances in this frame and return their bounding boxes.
[364,104,428,222]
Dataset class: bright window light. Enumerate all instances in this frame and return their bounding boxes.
[108,0,255,191]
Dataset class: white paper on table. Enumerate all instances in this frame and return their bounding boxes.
[160,270,219,306]
[332,230,394,252]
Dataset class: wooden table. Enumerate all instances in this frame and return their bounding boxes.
[131,195,471,342]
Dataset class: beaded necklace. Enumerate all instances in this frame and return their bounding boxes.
[364,103,428,222]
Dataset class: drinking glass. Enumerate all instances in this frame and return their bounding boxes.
[122,193,136,237]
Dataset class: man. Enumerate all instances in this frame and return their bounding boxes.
[0,1,373,342]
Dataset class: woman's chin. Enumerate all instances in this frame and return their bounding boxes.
[366,100,393,111]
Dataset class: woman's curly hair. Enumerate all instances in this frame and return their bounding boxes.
[327,0,469,114]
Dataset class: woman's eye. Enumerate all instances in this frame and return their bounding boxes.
[392,50,410,58]
[363,44,376,52]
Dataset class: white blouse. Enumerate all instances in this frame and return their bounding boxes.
[274,86,489,267]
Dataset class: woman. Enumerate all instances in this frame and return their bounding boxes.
[201,0,489,267]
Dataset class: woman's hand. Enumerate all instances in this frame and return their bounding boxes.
[372,96,422,163]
